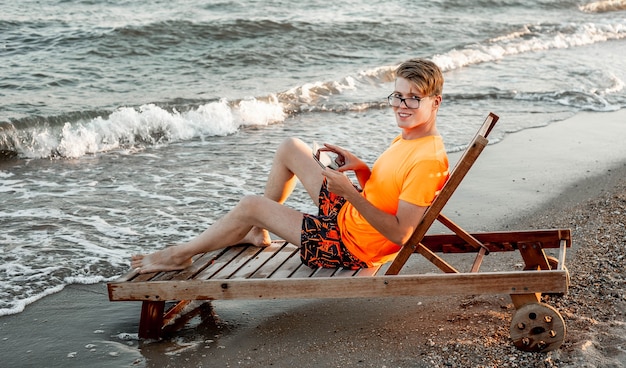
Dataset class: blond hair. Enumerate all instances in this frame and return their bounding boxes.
[395,58,444,96]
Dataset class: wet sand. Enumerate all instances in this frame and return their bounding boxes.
[1,110,625,368]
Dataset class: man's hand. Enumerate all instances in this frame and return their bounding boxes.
[318,143,371,188]
[322,168,359,199]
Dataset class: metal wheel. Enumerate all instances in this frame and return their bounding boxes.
[510,302,566,352]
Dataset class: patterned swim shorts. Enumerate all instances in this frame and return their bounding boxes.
[300,179,368,269]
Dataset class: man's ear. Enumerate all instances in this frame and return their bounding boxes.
[433,95,442,108]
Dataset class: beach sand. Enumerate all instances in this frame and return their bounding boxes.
[1,111,625,368]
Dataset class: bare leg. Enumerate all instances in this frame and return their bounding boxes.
[239,137,326,246]
[264,137,326,204]
[131,137,326,273]
[132,195,304,273]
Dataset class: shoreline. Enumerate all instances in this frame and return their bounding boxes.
[1,110,625,367]
[444,110,626,232]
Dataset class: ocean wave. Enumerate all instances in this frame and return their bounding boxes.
[80,17,388,64]
[439,0,577,11]
[433,20,626,72]
[0,98,285,159]
[443,84,623,112]
[0,271,117,317]
[0,283,65,317]
[0,18,96,57]
[3,16,625,160]
[2,54,621,160]
[514,90,622,112]
[276,73,390,113]
[0,64,394,160]
[580,0,626,13]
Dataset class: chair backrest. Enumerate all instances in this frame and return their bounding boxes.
[385,112,499,275]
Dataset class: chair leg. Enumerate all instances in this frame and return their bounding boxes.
[518,242,551,271]
[415,243,459,273]
[470,247,488,272]
[139,301,165,340]
[509,241,550,308]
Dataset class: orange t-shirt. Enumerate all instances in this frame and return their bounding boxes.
[338,135,449,266]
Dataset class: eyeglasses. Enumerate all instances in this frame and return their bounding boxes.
[387,93,426,109]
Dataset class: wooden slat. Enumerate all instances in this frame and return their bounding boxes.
[437,214,488,252]
[289,262,317,278]
[162,301,214,336]
[470,247,488,273]
[162,300,193,326]
[557,239,567,271]
[114,269,140,283]
[312,267,337,277]
[194,246,247,280]
[229,241,287,279]
[250,243,298,278]
[109,270,569,301]
[153,250,224,281]
[334,268,358,277]
[176,251,225,278]
[132,271,162,282]
[415,243,459,273]
[354,265,381,277]
[269,252,307,279]
[477,112,499,139]
[377,262,391,275]
[209,246,263,279]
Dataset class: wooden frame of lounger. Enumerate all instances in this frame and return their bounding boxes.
[108,112,571,352]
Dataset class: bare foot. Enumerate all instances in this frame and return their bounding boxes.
[239,226,271,247]
[130,246,192,274]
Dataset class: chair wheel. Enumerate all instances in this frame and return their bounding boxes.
[510,302,566,352]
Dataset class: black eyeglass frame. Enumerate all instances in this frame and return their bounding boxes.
[387,93,427,109]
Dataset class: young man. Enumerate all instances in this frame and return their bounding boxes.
[131,58,448,273]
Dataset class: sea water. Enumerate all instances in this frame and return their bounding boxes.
[1,0,625,315]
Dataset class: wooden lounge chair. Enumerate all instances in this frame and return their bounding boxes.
[108,112,572,352]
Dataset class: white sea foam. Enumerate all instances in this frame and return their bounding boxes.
[236,95,286,126]
[433,21,626,72]
[115,332,139,341]
[113,184,182,203]
[16,98,286,159]
[0,284,65,316]
[605,74,625,94]
[580,0,626,13]
[64,275,116,284]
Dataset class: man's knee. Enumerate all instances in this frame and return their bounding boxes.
[277,137,304,155]
[236,195,265,216]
